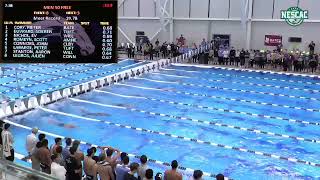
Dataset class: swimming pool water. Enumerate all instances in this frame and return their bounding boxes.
[8,64,320,180]
[0,59,146,101]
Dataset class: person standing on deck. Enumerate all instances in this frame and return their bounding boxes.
[138,155,148,180]
[26,127,38,159]
[2,123,14,162]
[164,160,182,180]
[37,139,51,174]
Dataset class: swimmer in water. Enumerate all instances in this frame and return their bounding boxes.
[48,119,77,129]
[115,103,133,108]
[161,88,175,91]
[80,108,111,117]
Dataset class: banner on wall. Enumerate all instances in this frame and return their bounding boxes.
[264,35,282,46]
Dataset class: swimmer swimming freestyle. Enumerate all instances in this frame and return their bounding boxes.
[48,119,77,129]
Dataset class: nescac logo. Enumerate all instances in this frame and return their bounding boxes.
[281,7,308,26]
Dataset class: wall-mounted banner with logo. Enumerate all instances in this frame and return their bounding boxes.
[264,35,282,46]
[280,7,308,26]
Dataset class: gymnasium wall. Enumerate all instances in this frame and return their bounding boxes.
[118,0,320,51]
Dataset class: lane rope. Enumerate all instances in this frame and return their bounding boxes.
[0,64,87,87]
[74,94,320,144]
[137,77,320,101]
[37,107,320,168]
[116,83,320,126]
[164,67,320,86]
[172,63,320,79]
[120,79,320,113]
[6,61,146,100]
[159,69,320,93]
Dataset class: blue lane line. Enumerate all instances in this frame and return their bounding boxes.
[167,66,320,86]
[160,69,320,93]
[75,93,320,144]
[6,62,146,101]
[115,83,320,127]
[40,106,320,169]
[143,75,320,102]
[0,64,87,87]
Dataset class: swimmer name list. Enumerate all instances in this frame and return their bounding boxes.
[12,25,51,58]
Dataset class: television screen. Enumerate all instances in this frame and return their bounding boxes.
[288,37,302,43]
[1,1,118,63]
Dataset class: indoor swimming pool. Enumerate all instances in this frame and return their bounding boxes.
[6,64,320,180]
[0,59,146,101]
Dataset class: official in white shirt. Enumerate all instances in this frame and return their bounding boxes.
[2,123,14,161]
[26,127,39,157]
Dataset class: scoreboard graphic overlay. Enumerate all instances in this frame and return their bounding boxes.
[1,1,118,63]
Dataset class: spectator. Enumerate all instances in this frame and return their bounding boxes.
[131,44,136,59]
[191,170,203,180]
[155,43,160,58]
[277,43,282,52]
[161,43,167,58]
[62,137,72,160]
[91,147,99,163]
[38,133,46,142]
[177,35,185,46]
[229,47,235,65]
[138,155,148,180]
[55,146,65,166]
[2,123,14,162]
[72,140,84,178]
[95,153,115,180]
[150,43,154,60]
[164,160,182,180]
[51,154,66,180]
[155,173,162,180]
[127,44,132,58]
[117,152,129,165]
[124,162,140,180]
[249,49,255,67]
[235,49,240,66]
[309,41,315,55]
[25,127,38,158]
[218,47,224,65]
[223,48,229,65]
[50,137,62,155]
[105,147,121,170]
[170,42,175,57]
[84,148,97,180]
[216,174,224,180]
[240,49,246,67]
[201,38,206,47]
[155,39,159,46]
[65,146,82,180]
[115,155,130,180]
[37,139,51,174]
[31,141,42,170]
[167,44,171,58]
[144,169,153,180]
[0,120,4,159]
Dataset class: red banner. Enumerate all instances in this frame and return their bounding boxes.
[264,35,282,46]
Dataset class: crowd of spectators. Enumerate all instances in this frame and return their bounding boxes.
[190,40,319,73]
[119,35,198,61]
[121,37,319,74]
[0,121,226,180]
[204,44,319,73]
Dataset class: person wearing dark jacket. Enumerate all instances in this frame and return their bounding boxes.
[229,47,236,65]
